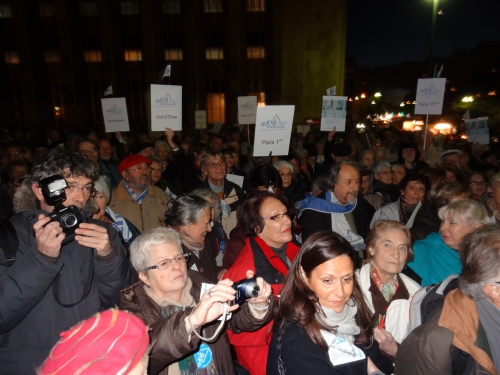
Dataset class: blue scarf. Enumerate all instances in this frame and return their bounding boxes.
[123,181,148,204]
[297,191,355,216]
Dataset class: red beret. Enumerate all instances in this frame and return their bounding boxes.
[118,154,152,174]
[39,309,149,375]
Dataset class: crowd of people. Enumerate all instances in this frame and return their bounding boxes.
[1,123,500,375]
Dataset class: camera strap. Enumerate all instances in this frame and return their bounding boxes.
[52,256,94,308]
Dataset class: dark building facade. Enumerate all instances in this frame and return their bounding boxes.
[0,0,346,135]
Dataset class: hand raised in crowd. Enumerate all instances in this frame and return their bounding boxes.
[186,279,239,331]
[327,126,337,141]
[373,327,398,357]
[33,214,66,258]
[75,223,114,257]
[164,128,177,149]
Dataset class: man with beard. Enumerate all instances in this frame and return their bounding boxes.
[109,154,169,233]
[0,148,135,374]
[298,161,374,256]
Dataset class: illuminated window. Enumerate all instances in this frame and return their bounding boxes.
[124,49,142,61]
[84,50,102,62]
[39,3,55,17]
[44,50,61,63]
[247,46,265,59]
[0,4,12,18]
[207,93,225,124]
[204,0,222,13]
[4,52,19,64]
[121,1,139,15]
[206,48,223,60]
[80,2,97,16]
[165,49,183,61]
[246,0,265,12]
[162,0,180,14]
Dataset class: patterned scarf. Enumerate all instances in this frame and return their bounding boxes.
[369,263,399,302]
[398,197,418,226]
[105,206,132,242]
[123,180,148,204]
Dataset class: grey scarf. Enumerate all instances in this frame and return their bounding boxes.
[476,298,500,373]
[318,302,360,354]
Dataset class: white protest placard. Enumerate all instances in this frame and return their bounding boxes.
[212,121,223,134]
[296,125,310,136]
[320,96,347,132]
[465,117,489,145]
[253,105,295,157]
[195,110,207,129]
[101,98,130,132]
[150,84,182,131]
[226,173,244,188]
[238,96,257,124]
[414,78,446,115]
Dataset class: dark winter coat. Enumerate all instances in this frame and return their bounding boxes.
[120,270,274,375]
[0,209,135,375]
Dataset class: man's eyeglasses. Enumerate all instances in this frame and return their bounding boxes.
[127,164,151,174]
[376,171,393,175]
[262,211,292,222]
[207,161,225,169]
[146,253,189,271]
[65,184,94,197]
[469,181,487,187]
[80,148,98,155]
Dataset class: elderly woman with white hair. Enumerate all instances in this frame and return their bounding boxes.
[273,159,304,206]
[120,227,275,375]
[92,175,141,247]
[396,224,500,375]
[407,199,492,286]
[372,161,399,205]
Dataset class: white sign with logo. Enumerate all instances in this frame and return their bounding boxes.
[150,84,182,131]
[101,98,130,132]
[237,96,257,124]
[320,96,348,132]
[414,78,446,115]
[195,110,207,129]
[465,117,489,145]
[253,105,295,157]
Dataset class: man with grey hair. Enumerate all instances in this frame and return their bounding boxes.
[372,160,399,204]
[201,151,245,238]
[298,161,375,253]
[396,224,500,375]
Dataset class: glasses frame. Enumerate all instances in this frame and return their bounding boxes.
[469,181,487,187]
[261,211,292,222]
[65,184,94,197]
[145,253,190,271]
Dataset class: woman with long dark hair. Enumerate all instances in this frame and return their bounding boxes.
[267,231,392,375]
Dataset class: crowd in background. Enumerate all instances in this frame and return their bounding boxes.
[1,122,500,375]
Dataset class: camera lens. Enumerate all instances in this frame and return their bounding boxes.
[61,213,78,228]
[244,282,260,299]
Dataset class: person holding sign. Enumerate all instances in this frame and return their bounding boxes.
[201,151,245,238]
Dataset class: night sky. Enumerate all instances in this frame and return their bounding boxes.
[346,0,500,68]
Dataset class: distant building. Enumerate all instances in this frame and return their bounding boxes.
[0,0,346,134]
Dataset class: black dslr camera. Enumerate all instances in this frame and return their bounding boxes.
[231,277,260,305]
[39,175,87,245]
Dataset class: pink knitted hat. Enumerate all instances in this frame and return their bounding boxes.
[39,309,149,375]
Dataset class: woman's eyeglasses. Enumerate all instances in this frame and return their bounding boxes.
[261,211,292,222]
[469,181,487,187]
[145,253,189,271]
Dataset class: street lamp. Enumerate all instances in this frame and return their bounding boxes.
[427,0,440,77]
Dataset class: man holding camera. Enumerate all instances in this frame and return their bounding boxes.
[0,148,135,375]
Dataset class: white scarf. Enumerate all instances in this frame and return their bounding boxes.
[329,194,365,251]
[318,303,365,366]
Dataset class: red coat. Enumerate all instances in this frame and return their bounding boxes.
[223,237,300,375]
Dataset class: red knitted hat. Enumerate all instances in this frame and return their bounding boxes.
[118,154,152,174]
[39,309,149,375]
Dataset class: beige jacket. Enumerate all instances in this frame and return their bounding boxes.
[109,181,169,233]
